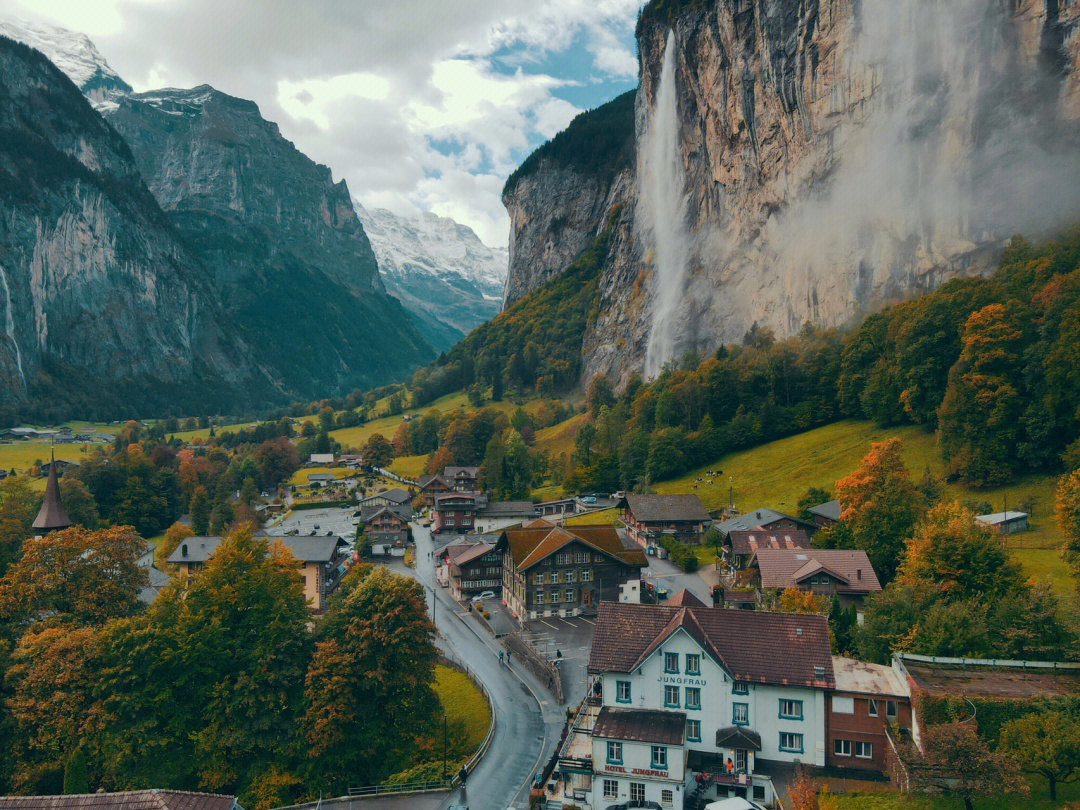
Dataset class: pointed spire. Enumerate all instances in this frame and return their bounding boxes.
[32,450,71,533]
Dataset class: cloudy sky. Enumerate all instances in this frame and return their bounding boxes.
[0,0,641,246]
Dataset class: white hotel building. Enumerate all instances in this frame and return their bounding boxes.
[553,593,835,809]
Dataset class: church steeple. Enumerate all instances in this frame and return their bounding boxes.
[32,450,71,537]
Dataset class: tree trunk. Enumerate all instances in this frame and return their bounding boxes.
[963,796,974,810]
[1050,775,1057,801]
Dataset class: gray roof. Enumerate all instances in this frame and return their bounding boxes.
[360,487,412,504]
[168,535,339,564]
[479,500,538,518]
[357,504,411,522]
[621,493,710,523]
[713,507,815,534]
[0,791,239,810]
[975,511,1028,525]
[808,500,842,521]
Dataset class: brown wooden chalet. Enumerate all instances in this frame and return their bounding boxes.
[443,465,480,491]
[724,528,809,570]
[356,504,411,546]
[618,493,711,546]
[752,548,881,607]
[443,539,503,600]
[417,473,452,506]
[496,524,647,620]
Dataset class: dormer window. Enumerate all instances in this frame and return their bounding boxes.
[664,652,679,673]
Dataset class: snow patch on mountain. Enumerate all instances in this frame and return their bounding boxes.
[0,17,131,110]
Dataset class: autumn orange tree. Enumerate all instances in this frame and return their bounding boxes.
[816,437,925,584]
[304,565,438,791]
[0,525,146,637]
[938,302,1027,486]
[1057,468,1080,582]
[777,587,829,615]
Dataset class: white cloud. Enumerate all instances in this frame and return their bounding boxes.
[0,0,639,247]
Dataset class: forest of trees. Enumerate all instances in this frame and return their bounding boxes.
[0,528,456,804]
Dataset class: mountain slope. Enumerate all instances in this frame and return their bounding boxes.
[104,86,434,398]
[0,18,131,109]
[503,0,1080,387]
[0,35,272,420]
[357,204,506,350]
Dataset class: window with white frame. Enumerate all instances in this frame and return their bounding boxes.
[630,783,645,804]
[603,779,618,799]
[834,739,851,757]
[575,551,587,563]
[565,570,576,584]
[686,719,701,741]
[686,653,701,675]
[651,745,667,769]
[616,680,631,703]
[550,571,560,584]
[832,696,854,714]
[664,685,679,707]
[564,588,575,603]
[868,699,879,717]
[780,732,804,753]
[685,687,701,710]
[606,741,623,764]
[557,552,572,565]
[779,698,803,720]
[551,590,561,603]
[733,681,749,695]
[664,652,679,673]
[855,741,873,759]
[535,591,545,604]
[661,789,673,807]
[533,572,544,585]
[581,569,593,582]
[732,702,748,725]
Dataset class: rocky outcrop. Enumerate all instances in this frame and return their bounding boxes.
[106,86,434,398]
[0,35,269,418]
[505,0,1080,387]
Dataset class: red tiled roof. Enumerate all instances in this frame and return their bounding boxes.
[667,589,706,607]
[0,791,237,810]
[588,602,834,688]
[592,706,685,746]
[726,529,808,557]
[448,542,493,567]
[753,548,881,594]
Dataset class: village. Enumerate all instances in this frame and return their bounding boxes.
[31,434,1052,810]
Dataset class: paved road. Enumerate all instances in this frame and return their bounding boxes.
[407,524,566,810]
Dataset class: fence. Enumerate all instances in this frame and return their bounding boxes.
[503,630,564,704]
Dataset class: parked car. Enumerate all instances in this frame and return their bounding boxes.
[581,495,597,504]
[704,800,766,810]
[471,590,496,603]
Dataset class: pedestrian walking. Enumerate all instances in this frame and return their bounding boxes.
[498,650,504,664]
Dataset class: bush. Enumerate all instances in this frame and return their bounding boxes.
[660,536,699,572]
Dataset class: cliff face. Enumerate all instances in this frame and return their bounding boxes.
[0,36,265,417]
[504,0,1080,386]
[106,87,434,398]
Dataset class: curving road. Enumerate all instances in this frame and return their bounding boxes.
[408,523,565,810]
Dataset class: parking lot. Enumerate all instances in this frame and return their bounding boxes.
[523,614,596,706]
[265,506,357,543]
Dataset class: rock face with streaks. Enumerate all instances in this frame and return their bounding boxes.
[0,35,268,417]
[105,85,434,398]
[503,0,1080,387]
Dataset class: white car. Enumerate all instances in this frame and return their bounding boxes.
[704,799,766,810]
[471,590,496,603]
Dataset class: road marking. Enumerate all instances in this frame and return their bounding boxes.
[578,617,595,624]
[541,620,559,630]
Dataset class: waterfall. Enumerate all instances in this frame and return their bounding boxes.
[642,29,691,379]
[0,264,25,384]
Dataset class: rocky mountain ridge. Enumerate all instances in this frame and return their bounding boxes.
[0,35,273,419]
[504,0,1080,387]
[356,203,506,350]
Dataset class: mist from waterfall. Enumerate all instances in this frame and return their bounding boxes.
[641,29,690,379]
[0,264,24,384]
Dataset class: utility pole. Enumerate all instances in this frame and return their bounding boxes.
[729,476,734,512]
[442,713,448,782]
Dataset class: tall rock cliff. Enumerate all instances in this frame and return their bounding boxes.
[504,0,1080,386]
[105,86,434,398]
[0,35,269,419]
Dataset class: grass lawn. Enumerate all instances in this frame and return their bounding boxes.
[533,412,586,460]
[0,440,99,475]
[830,774,1080,808]
[289,466,357,485]
[433,664,490,753]
[389,454,428,480]
[169,421,259,443]
[652,419,1070,589]
[565,507,621,527]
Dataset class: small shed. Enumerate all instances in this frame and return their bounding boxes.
[975,510,1029,534]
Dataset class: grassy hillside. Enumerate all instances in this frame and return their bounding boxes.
[651,419,1067,595]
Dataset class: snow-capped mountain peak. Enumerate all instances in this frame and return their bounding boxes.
[356,202,508,350]
[0,17,131,110]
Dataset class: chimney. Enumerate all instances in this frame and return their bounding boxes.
[182,543,188,557]
[795,628,802,636]
[856,568,862,580]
